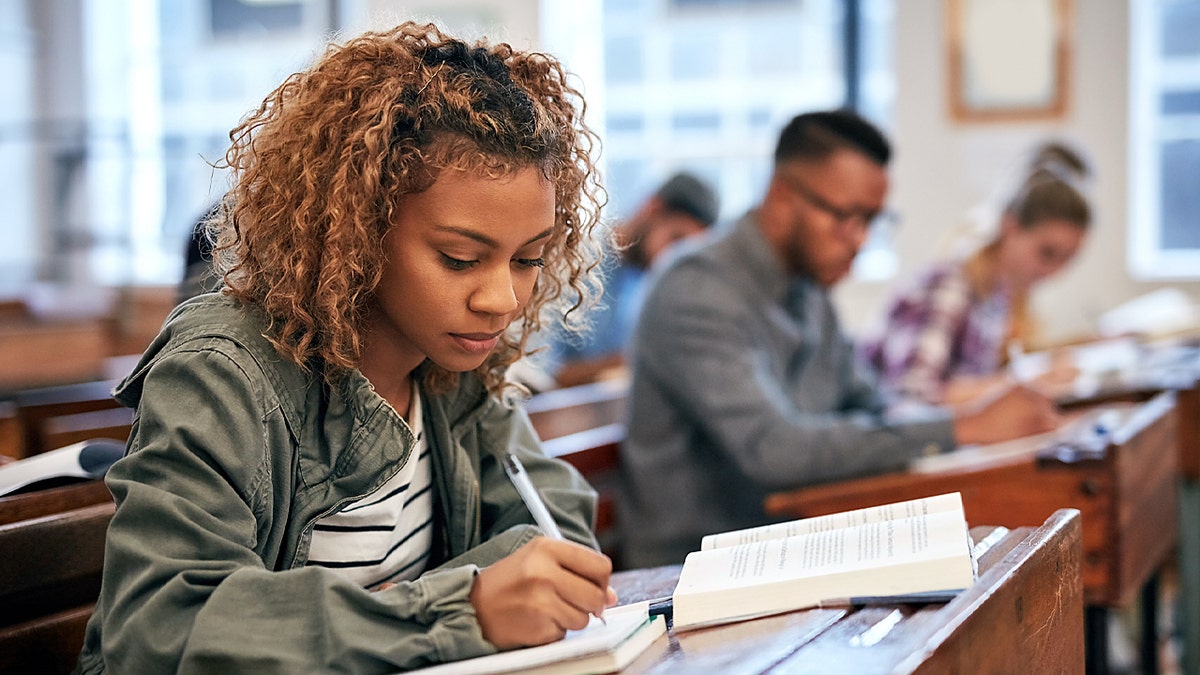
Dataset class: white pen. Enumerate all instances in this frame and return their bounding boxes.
[502,452,609,625]
[501,452,564,540]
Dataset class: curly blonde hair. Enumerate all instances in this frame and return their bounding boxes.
[211,22,606,395]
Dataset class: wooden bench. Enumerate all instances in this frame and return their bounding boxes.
[40,408,133,455]
[0,501,114,675]
[0,402,20,461]
[0,480,114,527]
[10,379,123,459]
[525,379,628,441]
[0,319,112,393]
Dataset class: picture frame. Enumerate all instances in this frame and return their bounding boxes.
[946,0,1072,122]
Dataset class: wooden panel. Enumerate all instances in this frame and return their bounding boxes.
[1112,397,1179,606]
[1177,385,1200,480]
[40,407,133,453]
[0,480,113,527]
[525,380,628,441]
[0,502,113,621]
[0,320,110,393]
[12,380,122,459]
[0,604,94,675]
[764,394,1177,609]
[0,402,20,461]
[0,501,112,675]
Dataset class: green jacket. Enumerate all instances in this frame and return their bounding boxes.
[75,295,599,674]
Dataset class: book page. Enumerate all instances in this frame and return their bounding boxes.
[700,492,964,551]
[413,602,659,675]
[674,506,975,631]
[684,508,970,591]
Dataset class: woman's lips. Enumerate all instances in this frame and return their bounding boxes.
[450,331,503,353]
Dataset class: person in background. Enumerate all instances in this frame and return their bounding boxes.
[858,142,1092,408]
[77,22,615,673]
[177,202,222,304]
[619,110,1061,568]
[546,171,719,388]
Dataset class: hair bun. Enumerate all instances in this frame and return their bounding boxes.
[1029,141,1090,184]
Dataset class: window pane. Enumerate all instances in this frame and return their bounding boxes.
[599,0,859,221]
[210,0,303,38]
[1162,0,1200,57]
[669,30,720,80]
[605,35,645,84]
[671,111,721,132]
[1162,90,1200,115]
[607,113,646,134]
[1160,139,1200,250]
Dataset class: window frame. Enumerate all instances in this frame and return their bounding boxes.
[1128,0,1200,280]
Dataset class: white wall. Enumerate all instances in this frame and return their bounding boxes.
[835,0,1200,345]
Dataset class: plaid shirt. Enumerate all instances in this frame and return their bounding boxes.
[858,260,1010,404]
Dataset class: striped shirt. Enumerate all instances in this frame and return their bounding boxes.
[307,387,433,589]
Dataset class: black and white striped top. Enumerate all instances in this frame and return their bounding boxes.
[307,387,433,589]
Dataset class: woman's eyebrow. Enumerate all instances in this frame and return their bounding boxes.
[434,225,555,248]
[523,227,555,246]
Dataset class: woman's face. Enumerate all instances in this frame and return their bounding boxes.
[998,215,1087,291]
[369,165,556,376]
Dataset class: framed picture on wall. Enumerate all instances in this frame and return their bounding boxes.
[946,0,1072,122]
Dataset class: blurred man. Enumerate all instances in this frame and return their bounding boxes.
[549,172,719,388]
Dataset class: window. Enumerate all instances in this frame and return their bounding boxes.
[591,0,895,278]
[599,0,847,220]
[1129,0,1200,279]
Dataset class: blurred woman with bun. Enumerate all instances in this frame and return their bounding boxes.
[859,142,1093,407]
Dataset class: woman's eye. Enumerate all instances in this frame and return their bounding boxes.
[515,257,545,269]
[439,253,477,270]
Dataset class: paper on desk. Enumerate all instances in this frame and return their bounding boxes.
[911,406,1135,473]
[0,438,125,496]
[411,601,661,675]
[1097,288,1200,340]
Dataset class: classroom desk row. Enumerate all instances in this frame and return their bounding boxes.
[609,509,1084,674]
[524,339,1200,674]
[0,340,1193,673]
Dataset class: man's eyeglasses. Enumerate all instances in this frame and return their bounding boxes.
[780,175,899,236]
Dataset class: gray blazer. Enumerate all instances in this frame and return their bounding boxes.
[619,212,955,568]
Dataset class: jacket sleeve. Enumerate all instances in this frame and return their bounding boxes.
[83,349,496,675]
[473,397,600,552]
[633,262,955,490]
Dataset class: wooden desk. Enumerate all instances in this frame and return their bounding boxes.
[762,393,1177,674]
[1056,342,1200,673]
[9,379,123,459]
[0,501,114,675]
[610,509,1083,674]
[1058,341,1200,480]
[0,319,111,393]
[525,379,628,441]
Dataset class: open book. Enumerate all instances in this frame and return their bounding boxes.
[0,438,125,497]
[413,601,665,675]
[671,492,977,632]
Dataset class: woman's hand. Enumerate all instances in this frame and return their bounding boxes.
[953,382,1062,445]
[469,536,616,649]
